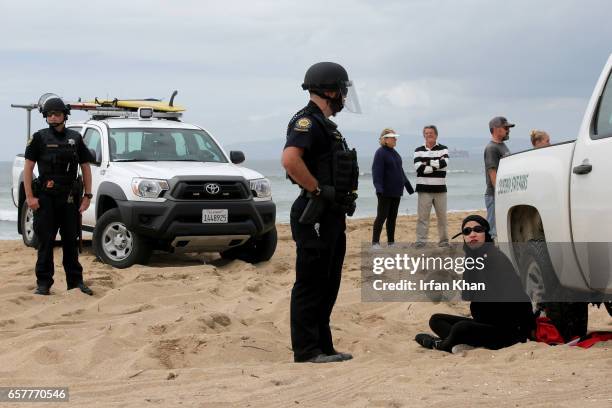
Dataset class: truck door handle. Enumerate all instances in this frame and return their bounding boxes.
[573,164,592,175]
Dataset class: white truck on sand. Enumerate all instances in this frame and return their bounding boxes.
[496,54,612,340]
[11,96,277,268]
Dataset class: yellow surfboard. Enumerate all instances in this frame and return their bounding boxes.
[91,99,185,112]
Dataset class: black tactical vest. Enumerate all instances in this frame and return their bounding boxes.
[286,106,359,197]
[36,128,81,191]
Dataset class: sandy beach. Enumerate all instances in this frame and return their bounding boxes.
[0,211,610,408]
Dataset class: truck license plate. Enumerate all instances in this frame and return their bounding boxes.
[202,209,228,223]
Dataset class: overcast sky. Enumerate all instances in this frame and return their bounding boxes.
[1,0,611,161]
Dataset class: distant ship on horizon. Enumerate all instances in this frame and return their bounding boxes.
[449,148,469,158]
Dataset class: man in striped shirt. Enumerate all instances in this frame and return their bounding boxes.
[414,125,449,247]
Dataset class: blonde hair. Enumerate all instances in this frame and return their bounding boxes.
[530,129,550,146]
[379,128,396,146]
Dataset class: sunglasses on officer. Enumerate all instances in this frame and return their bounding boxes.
[462,225,486,235]
[47,111,64,118]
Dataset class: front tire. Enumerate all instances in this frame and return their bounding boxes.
[93,208,151,268]
[221,227,277,264]
[20,200,39,248]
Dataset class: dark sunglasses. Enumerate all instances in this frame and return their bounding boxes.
[462,225,486,235]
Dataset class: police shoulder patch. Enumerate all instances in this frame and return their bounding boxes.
[294,117,312,132]
[26,136,33,146]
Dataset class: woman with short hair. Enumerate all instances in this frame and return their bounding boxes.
[371,128,414,248]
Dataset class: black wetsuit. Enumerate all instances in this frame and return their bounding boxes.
[430,244,535,352]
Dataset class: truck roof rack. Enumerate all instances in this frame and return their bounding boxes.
[10,91,184,141]
[73,106,183,121]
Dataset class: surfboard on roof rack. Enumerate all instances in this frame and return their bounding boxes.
[91,99,185,112]
[90,90,184,112]
[10,91,185,138]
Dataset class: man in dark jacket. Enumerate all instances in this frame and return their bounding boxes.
[281,62,360,363]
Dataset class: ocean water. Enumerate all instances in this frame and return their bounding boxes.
[0,161,18,239]
[0,157,486,240]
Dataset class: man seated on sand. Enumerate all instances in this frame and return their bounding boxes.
[414,215,535,353]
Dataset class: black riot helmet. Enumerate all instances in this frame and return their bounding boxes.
[302,62,349,94]
[301,62,361,115]
[38,93,70,118]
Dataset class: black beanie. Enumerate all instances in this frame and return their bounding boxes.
[461,214,490,231]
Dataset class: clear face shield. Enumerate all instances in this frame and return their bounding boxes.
[340,80,362,114]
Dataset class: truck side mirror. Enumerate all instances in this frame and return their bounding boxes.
[230,150,245,164]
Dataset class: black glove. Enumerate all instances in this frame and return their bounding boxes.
[345,201,356,216]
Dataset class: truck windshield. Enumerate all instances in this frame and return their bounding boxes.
[109,128,227,163]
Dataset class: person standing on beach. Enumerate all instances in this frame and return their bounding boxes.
[281,62,360,363]
[530,129,551,148]
[414,125,449,247]
[371,128,414,248]
[484,116,514,239]
[23,95,94,296]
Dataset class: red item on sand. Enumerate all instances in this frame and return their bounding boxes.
[575,332,612,348]
[535,316,565,345]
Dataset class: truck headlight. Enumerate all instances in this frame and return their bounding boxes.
[249,178,272,200]
[131,178,169,198]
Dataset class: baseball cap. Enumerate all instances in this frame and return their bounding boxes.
[489,116,515,129]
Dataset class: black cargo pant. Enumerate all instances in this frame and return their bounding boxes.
[290,196,347,362]
[33,192,84,289]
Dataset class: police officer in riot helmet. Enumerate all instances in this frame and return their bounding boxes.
[281,62,360,363]
[24,94,94,296]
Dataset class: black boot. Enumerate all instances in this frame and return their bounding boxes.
[415,333,441,349]
[68,282,93,296]
[34,286,50,296]
[305,353,346,363]
[328,350,353,361]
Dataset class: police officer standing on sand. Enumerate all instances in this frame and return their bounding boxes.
[281,62,361,363]
[24,94,94,296]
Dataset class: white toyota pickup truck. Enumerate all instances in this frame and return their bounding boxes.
[11,98,277,268]
[496,54,612,338]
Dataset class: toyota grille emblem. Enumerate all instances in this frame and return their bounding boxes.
[205,183,221,195]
